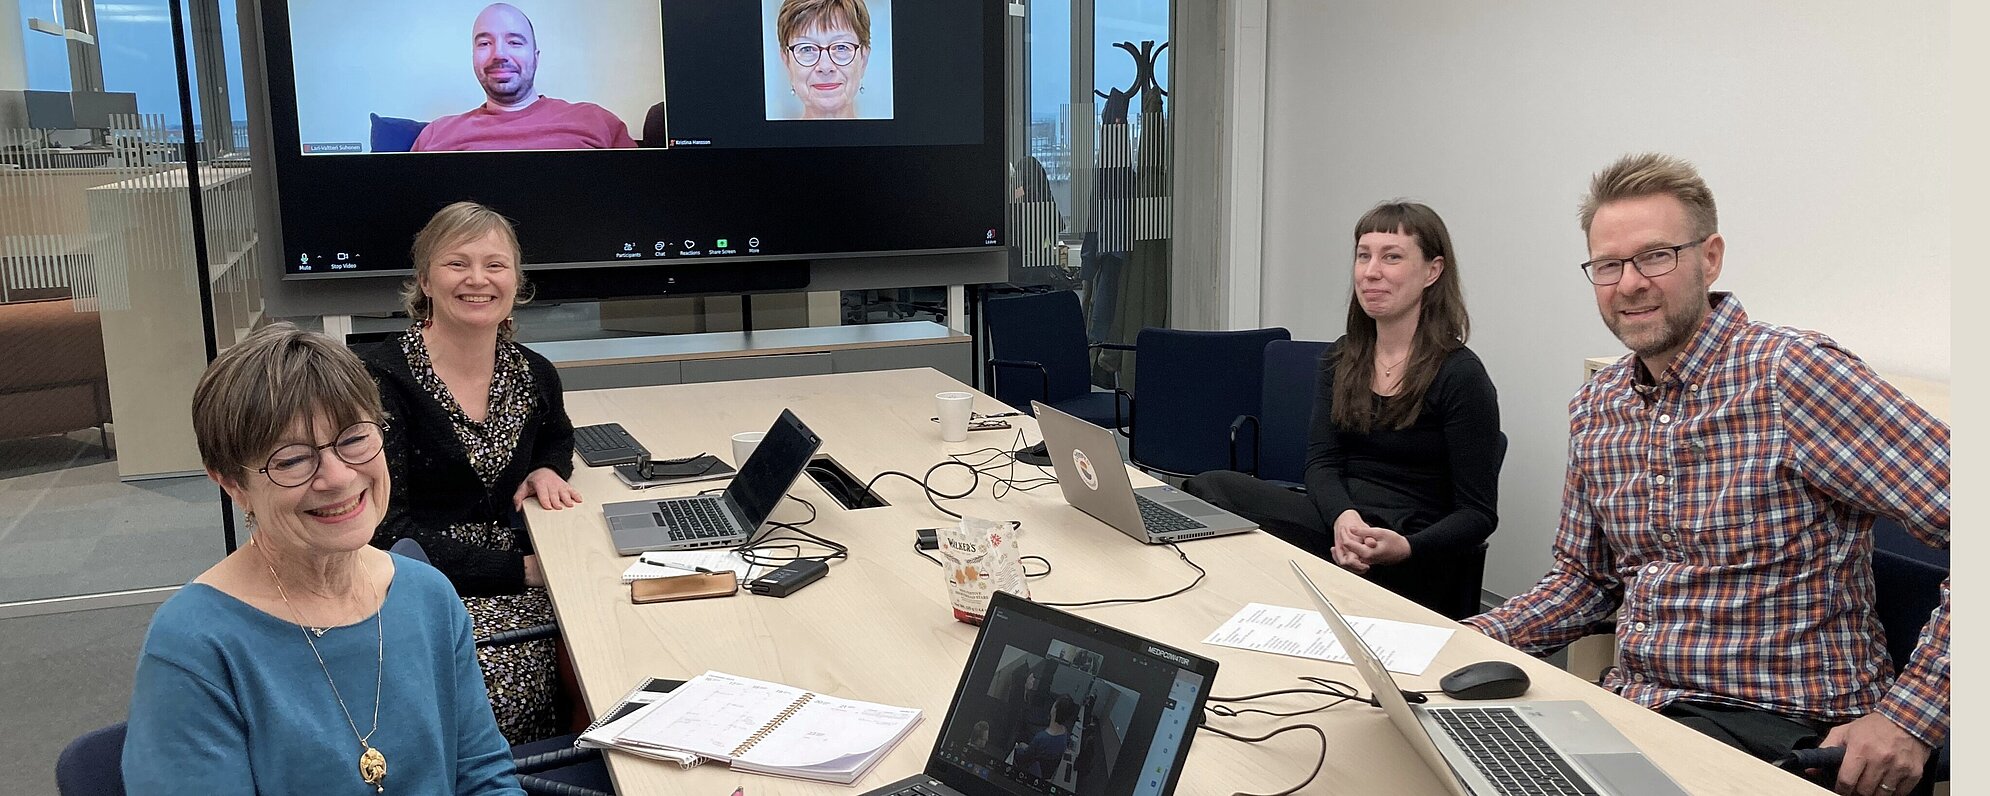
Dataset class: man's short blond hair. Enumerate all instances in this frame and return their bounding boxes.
[191,323,383,479]
[401,201,532,335]
[777,0,872,49]
[1579,153,1718,241]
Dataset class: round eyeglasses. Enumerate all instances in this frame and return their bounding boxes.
[788,41,861,67]
[255,421,384,487]
[1579,238,1706,286]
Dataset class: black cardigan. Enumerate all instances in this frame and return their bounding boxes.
[1303,341,1503,561]
[361,339,575,596]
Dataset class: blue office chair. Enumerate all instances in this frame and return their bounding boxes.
[1229,339,1331,484]
[54,722,125,795]
[1824,516,1950,788]
[1125,326,1290,478]
[982,290,1132,428]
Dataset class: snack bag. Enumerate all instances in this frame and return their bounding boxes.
[941,516,1027,625]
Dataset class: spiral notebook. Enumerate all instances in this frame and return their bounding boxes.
[611,671,922,784]
[575,678,704,768]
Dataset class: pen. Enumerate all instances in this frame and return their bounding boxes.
[638,555,714,574]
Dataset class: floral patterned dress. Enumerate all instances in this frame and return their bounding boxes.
[402,328,558,744]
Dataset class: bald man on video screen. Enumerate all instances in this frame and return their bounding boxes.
[413,3,638,152]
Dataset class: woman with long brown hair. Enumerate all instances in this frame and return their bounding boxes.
[1184,201,1502,617]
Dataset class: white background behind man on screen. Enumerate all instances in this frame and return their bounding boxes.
[287,0,663,151]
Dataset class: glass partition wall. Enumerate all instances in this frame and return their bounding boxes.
[1003,0,1172,389]
[1,0,246,614]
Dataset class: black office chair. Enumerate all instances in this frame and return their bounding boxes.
[1125,326,1290,478]
[1229,339,1331,484]
[390,539,614,796]
[982,290,1132,428]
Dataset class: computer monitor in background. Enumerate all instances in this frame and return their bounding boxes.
[250,0,1005,284]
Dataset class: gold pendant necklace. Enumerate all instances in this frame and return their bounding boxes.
[253,538,388,792]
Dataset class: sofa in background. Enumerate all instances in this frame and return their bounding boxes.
[0,298,111,453]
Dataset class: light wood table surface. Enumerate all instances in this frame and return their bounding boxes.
[526,368,1824,795]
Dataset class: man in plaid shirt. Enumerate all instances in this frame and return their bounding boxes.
[1467,153,1948,796]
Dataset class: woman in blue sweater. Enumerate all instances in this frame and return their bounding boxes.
[122,323,521,795]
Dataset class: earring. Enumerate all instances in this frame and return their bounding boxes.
[500,316,516,336]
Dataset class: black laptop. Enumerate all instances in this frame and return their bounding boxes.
[862,591,1218,796]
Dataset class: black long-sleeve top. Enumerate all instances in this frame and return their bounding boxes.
[1303,340,1503,561]
[361,339,575,596]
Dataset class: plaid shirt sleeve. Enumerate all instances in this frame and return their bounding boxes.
[1777,339,1950,747]
[1466,426,1624,654]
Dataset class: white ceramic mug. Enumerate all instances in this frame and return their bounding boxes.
[731,431,766,465]
[936,391,974,442]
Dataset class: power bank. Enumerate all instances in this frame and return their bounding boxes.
[747,560,828,597]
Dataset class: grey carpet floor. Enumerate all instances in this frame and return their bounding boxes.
[0,603,155,796]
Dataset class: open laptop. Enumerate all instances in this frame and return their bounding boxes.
[1032,401,1256,544]
[1289,561,1688,796]
[600,409,821,554]
[862,590,1218,796]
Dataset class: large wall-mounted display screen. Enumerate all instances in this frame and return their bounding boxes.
[260,0,1004,278]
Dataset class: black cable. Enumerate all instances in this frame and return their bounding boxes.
[1035,543,1205,608]
[731,495,849,573]
[1020,555,1051,578]
[865,461,982,519]
[1195,721,1329,796]
[1206,683,1365,718]
[912,543,944,567]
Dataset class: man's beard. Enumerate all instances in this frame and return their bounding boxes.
[1602,267,1707,361]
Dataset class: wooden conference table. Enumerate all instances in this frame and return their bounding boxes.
[525,368,1823,795]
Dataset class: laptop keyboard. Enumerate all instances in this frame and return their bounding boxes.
[1430,707,1598,796]
[1135,494,1208,534]
[656,499,737,541]
[868,782,956,796]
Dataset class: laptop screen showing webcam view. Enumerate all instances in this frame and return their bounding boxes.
[928,595,1211,796]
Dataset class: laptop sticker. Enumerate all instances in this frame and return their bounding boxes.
[1072,448,1099,490]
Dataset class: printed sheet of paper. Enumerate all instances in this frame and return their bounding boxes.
[1203,603,1454,675]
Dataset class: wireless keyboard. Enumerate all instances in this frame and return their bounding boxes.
[574,422,648,467]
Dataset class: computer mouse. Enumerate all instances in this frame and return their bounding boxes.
[1439,660,1531,700]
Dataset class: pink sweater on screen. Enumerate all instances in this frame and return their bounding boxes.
[412,97,638,151]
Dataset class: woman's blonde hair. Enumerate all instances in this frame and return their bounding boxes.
[777,0,872,48]
[401,201,533,338]
[191,323,382,480]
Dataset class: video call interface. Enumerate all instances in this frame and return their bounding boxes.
[267,0,998,276]
[935,603,1206,796]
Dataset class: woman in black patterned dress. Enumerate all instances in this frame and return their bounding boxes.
[361,201,583,744]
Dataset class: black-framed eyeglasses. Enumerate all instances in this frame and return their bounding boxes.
[1579,238,1706,286]
[255,421,384,487]
[788,41,861,67]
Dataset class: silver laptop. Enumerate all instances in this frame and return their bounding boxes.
[1289,561,1688,796]
[600,410,821,554]
[1032,401,1256,544]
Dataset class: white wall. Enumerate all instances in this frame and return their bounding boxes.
[1254,1,1950,599]
[286,0,663,147]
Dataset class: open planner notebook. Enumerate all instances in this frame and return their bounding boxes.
[609,671,923,784]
